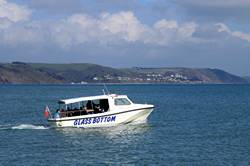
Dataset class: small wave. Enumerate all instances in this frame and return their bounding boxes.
[11,124,49,130]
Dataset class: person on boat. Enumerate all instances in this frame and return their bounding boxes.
[86,100,92,110]
[85,100,94,114]
[60,108,65,117]
[54,109,60,119]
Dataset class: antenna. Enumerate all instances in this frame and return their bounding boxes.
[103,83,110,95]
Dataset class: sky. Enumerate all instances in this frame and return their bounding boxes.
[0,0,250,75]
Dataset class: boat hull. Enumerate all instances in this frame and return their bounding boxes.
[48,107,154,128]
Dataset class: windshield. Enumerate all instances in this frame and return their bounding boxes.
[114,98,131,105]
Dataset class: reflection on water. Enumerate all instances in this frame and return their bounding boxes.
[51,122,152,164]
[53,122,150,147]
[55,122,151,140]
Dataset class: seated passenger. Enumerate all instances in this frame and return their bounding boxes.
[94,106,100,114]
[86,100,92,110]
[60,109,65,117]
[54,112,60,119]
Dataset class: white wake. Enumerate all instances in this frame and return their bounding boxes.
[11,124,49,130]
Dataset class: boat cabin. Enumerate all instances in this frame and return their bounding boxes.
[54,94,133,118]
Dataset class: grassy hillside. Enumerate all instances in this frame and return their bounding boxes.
[29,63,134,83]
[0,63,64,83]
[0,62,247,84]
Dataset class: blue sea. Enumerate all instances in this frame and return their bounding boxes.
[0,84,250,165]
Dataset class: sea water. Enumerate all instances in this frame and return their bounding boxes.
[0,84,249,165]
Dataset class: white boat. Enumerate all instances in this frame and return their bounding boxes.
[45,94,154,128]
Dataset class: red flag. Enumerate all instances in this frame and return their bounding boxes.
[44,105,50,119]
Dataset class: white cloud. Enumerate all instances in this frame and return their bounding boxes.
[177,22,197,39]
[54,14,99,47]
[2,22,45,46]
[99,11,147,42]
[149,19,197,45]
[216,23,230,33]
[47,11,148,48]
[154,20,178,30]
[232,31,250,42]
[0,0,31,23]
[43,11,198,48]
[216,23,250,42]
[1,8,249,50]
[67,14,97,28]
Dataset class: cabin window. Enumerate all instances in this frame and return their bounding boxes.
[99,99,109,112]
[114,98,131,105]
[57,98,110,118]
